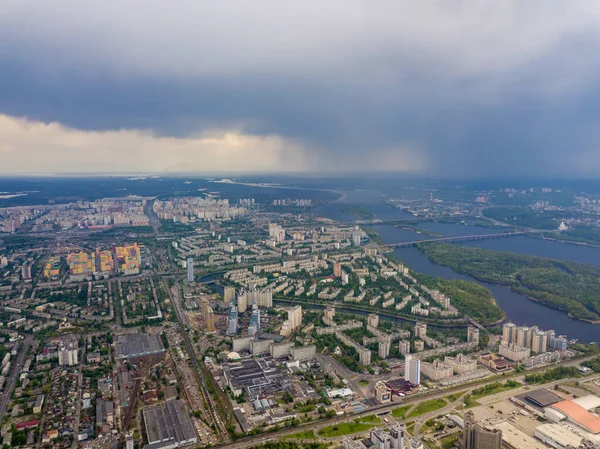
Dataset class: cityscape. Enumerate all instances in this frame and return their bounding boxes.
[2,3,600,449]
[1,178,600,449]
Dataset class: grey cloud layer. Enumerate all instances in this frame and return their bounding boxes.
[1,1,600,175]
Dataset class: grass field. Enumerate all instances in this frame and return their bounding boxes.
[283,430,317,440]
[391,405,413,419]
[318,416,381,437]
[439,434,459,449]
[357,380,370,386]
[471,381,522,401]
[407,398,447,418]
[443,391,467,403]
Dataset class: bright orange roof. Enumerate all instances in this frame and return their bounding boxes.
[552,400,600,433]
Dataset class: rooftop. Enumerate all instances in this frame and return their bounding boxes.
[550,400,600,434]
[143,400,197,448]
[515,388,562,409]
[116,334,165,359]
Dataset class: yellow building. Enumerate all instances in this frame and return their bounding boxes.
[43,257,62,278]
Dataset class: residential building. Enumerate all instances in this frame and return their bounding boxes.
[187,258,194,283]
[404,355,420,385]
[467,327,480,344]
[58,340,78,366]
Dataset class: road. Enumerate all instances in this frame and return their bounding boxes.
[0,335,33,420]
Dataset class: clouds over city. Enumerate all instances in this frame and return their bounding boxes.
[1,1,600,176]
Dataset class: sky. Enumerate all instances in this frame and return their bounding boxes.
[1,1,600,177]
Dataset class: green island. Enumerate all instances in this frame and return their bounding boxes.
[417,242,600,322]
[391,404,413,419]
[340,205,374,219]
[407,398,447,418]
[318,415,380,437]
[414,274,504,323]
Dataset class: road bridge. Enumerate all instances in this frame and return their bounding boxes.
[383,231,527,248]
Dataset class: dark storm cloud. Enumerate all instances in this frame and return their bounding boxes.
[1,0,600,175]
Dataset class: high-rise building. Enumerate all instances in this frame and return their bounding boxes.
[223,286,236,305]
[371,429,391,449]
[359,348,372,366]
[258,289,273,308]
[414,322,427,339]
[206,307,215,332]
[324,306,336,321]
[516,326,531,348]
[463,411,502,449]
[288,305,302,331]
[248,303,260,336]
[21,264,32,281]
[368,313,379,328]
[186,258,194,283]
[352,231,362,247]
[532,331,548,353]
[237,290,248,313]
[334,262,342,277]
[502,322,518,344]
[399,340,410,356]
[201,299,209,320]
[378,335,391,359]
[404,355,420,385]
[390,425,406,449]
[58,340,78,366]
[228,304,238,335]
[467,327,480,344]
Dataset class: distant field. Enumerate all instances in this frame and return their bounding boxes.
[391,404,412,419]
[318,416,381,437]
[283,430,317,440]
[407,398,447,418]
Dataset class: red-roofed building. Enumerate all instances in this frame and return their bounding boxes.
[15,420,39,430]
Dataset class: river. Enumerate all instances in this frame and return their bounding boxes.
[316,189,600,342]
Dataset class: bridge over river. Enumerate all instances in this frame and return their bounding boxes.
[383,231,528,248]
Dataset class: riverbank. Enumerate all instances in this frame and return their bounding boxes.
[417,242,600,324]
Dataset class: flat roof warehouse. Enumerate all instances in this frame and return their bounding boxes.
[116,334,165,359]
[143,400,197,449]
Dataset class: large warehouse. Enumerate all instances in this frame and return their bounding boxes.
[143,400,197,449]
[535,423,583,449]
[115,334,165,360]
[545,395,600,434]
[514,388,562,411]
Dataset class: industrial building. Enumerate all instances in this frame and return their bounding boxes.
[221,357,288,400]
[545,396,600,434]
[513,388,562,411]
[490,421,543,449]
[115,334,165,360]
[142,400,197,449]
[534,423,583,449]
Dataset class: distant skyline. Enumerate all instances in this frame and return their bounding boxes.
[1,1,600,176]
